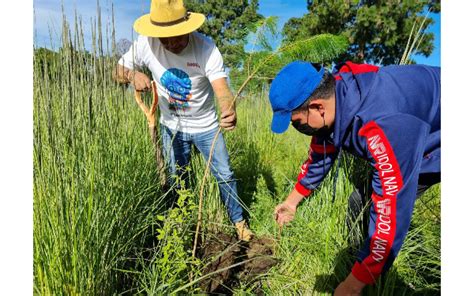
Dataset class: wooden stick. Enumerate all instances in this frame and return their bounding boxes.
[191,52,274,262]
[192,130,220,259]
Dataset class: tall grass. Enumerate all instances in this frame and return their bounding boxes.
[33,8,168,294]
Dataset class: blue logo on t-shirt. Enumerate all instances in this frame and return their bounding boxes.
[160,68,192,109]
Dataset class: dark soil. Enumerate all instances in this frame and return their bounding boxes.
[198,233,278,294]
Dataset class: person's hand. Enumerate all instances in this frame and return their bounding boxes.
[274,201,297,226]
[334,273,366,296]
[129,71,152,92]
[220,109,237,131]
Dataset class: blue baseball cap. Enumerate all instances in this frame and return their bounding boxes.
[269,61,325,133]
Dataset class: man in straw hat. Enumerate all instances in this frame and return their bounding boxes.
[114,0,253,241]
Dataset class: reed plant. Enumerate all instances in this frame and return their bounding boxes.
[34,6,168,294]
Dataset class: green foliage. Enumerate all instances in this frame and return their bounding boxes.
[280,33,349,64]
[138,177,202,294]
[283,0,440,65]
[247,15,280,52]
[249,175,275,224]
[230,33,349,92]
[34,47,59,63]
[184,0,264,68]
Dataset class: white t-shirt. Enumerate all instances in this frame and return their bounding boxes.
[119,32,227,133]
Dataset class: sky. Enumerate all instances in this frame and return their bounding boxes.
[34,0,440,66]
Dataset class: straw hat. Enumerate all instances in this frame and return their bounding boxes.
[134,0,206,37]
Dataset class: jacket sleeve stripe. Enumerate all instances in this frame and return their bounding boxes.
[294,182,312,196]
[294,138,336,197]
[334,62,379,80]
[295,147,314,196]
[310,143,336,154]
[352,121,404,284]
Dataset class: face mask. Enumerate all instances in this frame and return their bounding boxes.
[291,120,319,136]
[291,119,332,138]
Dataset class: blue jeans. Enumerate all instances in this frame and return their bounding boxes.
[160,125,243,223]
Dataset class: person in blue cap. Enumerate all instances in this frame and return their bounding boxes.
[270,61,440,295]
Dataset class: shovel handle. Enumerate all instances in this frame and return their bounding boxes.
[134,81,159,127]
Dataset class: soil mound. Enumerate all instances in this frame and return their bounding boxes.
[199,233,278,294]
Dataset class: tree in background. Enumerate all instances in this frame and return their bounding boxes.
[283,0,440,65]
[184,0,264,68]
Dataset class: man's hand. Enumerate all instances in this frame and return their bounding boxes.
[274,188,305,226]
[274,201,297,226]
[129,71,152,92]
[211,78,237,131]
[114,65,152,92]
[220,109,237,131]
[334,273,366,296]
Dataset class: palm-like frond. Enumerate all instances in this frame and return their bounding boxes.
[232,31,349,94]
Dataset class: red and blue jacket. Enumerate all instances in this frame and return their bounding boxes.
[294,62,440,284]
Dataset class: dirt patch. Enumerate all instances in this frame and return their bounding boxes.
[239,237,277,282]
[198,233,278,294]
[199,232,241,293]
